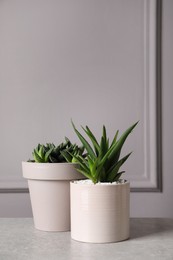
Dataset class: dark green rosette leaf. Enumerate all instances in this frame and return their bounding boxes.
[28,137,86,163]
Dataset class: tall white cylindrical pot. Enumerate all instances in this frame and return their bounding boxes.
[70,180,130,243]
[22,162,85,232]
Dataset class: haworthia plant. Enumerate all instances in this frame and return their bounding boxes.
[28,137,85,163]
[71,121,138,184]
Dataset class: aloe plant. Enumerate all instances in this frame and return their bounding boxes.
[28,138,85,163]
[71,121,138,184]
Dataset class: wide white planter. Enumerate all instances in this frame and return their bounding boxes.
[22,162,85,232]
[70,180,130,243]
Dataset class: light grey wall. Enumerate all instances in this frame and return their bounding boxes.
[131,0,173,217]
[0,0,173,217]
[0,0,146,192]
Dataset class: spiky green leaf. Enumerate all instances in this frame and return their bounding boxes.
[71,121,95,159]
[82,125,100,156]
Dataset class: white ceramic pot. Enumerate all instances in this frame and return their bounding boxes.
[22,162,85,232]
[70,180,130,243]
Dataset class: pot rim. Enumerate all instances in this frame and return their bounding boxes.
[22,161,85,181]
[71,179,129,186]
[22,161,77,166]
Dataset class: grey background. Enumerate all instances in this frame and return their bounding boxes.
[0,0,173,217]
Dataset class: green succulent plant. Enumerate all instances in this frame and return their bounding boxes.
[28,137,85,163]
[71,121,138,184]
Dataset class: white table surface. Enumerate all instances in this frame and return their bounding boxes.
[0,218,173,260]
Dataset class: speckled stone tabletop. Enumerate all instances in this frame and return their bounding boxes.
[0,218,173,260]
